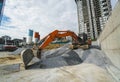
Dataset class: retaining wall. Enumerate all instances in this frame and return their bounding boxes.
[98,1,120,69]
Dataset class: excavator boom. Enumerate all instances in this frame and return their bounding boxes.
[38,30,79,50]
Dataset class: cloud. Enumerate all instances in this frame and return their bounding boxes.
[0,0,78,39]
[0,0,117,39]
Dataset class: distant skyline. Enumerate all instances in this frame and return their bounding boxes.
[0,0,118,39]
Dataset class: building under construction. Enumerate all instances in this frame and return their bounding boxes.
[75,0,112,39]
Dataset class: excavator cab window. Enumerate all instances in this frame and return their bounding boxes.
[78,33,88,45]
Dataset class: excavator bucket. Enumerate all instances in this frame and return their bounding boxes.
[21,48,42,69]
[21,49,34,69]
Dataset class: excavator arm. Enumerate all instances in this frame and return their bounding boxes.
[37,30,79,58]
[39,30,79,49]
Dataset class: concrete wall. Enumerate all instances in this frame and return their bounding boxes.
[98,1,120,69]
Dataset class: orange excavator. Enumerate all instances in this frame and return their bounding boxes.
[36,30,78,58]
[35,30,91,59]
[21,30,91,68]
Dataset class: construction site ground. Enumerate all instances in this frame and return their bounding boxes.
[0,42,118,82]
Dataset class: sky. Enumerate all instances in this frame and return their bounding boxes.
[0,0,118,39]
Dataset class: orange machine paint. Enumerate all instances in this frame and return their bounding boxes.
[34,32,39,38]
[34,32,40,43]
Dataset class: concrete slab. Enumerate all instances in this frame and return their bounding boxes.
[0,63,115,82]
[9,48,26,55]
[98,1,120,81]
[106,65,120,82]
[0,64,20,75]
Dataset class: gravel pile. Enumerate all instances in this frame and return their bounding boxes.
[38,44,112,69]
[9,48,26,55]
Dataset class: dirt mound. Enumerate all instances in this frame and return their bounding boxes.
[0,56,21,65]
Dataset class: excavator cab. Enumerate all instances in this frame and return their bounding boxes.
[78,33,88,45]
[71,33,91,49]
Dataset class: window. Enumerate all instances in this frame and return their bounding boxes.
[104,13,109,16]
[102,0,106,3]
[103,8,108,11]
[103,4,107,7]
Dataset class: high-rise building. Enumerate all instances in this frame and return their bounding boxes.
[99,0,112,30]
[75,0,112,39]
